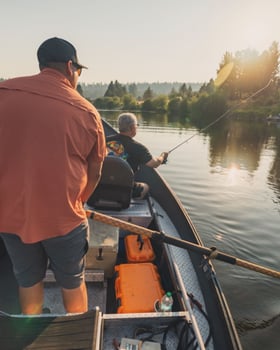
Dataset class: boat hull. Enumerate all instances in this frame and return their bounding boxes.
[0,119,242,349]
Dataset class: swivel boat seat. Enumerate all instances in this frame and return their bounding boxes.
[87,156,134,210]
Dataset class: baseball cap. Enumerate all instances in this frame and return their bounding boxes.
[37,37,87,69]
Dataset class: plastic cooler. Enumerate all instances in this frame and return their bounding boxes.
[115,263,164,313]
[125,234,155,263]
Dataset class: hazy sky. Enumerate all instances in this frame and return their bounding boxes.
[2,0,280,84]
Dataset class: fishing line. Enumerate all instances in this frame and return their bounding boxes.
[168,78,273,154]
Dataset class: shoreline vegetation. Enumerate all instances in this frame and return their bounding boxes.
[2,42,280,126]
[80,42,280,126]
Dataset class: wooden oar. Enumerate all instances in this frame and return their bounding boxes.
[86,210,280,279]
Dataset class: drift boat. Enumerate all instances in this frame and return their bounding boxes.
[0,119,241,350]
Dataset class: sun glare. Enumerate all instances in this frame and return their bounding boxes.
[214,62,234,87]
[227,164,239,186]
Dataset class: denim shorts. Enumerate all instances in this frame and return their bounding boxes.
[1,221,89,289]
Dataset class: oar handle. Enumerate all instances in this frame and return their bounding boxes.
[86,210,280,279]
[87,210,153,237]
[163,236,280,279]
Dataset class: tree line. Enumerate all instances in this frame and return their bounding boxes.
[81,82,202,100]
[80,41,280,125]
[1,41,279,126]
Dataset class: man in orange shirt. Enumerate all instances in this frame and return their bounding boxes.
[0,37,106,314]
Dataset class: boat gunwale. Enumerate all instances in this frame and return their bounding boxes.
[102,118,241,349]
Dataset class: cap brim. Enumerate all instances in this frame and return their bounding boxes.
[76,63,88,69]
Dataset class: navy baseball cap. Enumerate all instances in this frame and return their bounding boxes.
[37,37,87,69]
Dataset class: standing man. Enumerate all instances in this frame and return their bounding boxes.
[107,113,168,198]
[0,37,106,314]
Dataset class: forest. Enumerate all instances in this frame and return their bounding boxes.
[1,42,279,126]
[79,41,280,125]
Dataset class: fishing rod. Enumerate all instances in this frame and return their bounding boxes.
[168,78,273,154]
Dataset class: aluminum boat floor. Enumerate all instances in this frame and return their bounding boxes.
[1,196,215,349]
[43,281,107,314]
[151,198,214,350]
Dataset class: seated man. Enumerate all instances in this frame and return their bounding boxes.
[106,113,168,199]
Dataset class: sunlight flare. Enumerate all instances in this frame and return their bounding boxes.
[227,163,240,186]
[214,62,234,87]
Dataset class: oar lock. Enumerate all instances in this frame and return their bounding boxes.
[208,246,219,260]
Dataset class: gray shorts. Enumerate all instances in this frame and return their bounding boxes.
[1,221,89,289]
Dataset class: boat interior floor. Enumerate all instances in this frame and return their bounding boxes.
[0,196,217,349]
[0,198,154,316]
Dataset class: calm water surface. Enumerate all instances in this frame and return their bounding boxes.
[102,111,280,349]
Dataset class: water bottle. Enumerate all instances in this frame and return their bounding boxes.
[159,291,173,312]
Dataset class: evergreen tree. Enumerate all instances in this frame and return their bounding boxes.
[104,80,127,97]
[179,98,189,118]
[104,81,115,97]
[128,83,138,97]
[199,79,215,95]
[179,83,188,98]
[261,41,279,87]
[169,87,178,99]
[187,85,193,98]
[143,86,154,100]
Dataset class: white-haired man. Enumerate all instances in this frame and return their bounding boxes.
[107,113,168,198]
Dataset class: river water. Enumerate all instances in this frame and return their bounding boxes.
[101,111,280,350]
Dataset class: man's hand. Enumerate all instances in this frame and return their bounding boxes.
[160,152,169,164]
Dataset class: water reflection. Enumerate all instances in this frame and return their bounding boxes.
[206,120,269,173]
[102,110,280,194]
[100,110,280,348]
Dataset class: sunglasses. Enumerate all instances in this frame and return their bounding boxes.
[72,63,82,77]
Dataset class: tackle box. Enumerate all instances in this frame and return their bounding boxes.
[86,219,119,278]
[124,234,155,263]
[115,263,164,313]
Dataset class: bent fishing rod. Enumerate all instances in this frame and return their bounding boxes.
[167,78,273,155]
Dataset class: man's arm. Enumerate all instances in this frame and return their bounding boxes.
[145,152,169,168]
[82,113,107,202]
[81,159,103,203]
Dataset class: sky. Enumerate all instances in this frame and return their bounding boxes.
[1,0,280,84]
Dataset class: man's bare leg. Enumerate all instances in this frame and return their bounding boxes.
[19,281,44,315]
[62,281,88,313]
[137,182,149,199]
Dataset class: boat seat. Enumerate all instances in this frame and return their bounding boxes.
[0,308,101,350]
[87,156,134,211]
[98,198,154,228]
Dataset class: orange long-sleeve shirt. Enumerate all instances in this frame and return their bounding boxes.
[0,69,106,243]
